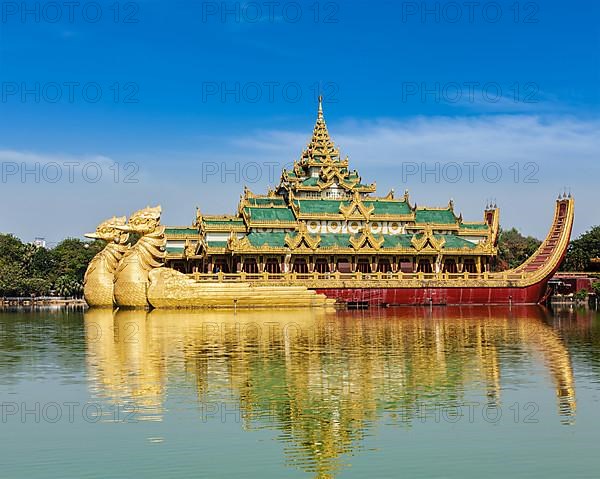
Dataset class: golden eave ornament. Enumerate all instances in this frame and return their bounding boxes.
[285,222,321,251]
[411,226,446,252]
[340,191,375,220]
[350,229,385,251]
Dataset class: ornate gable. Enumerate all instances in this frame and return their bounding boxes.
[285,222,321,251]
[340,192,375,220]
[411,226,446,252]
[349,229,385,251]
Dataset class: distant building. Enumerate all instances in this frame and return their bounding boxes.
[33,237,46,248]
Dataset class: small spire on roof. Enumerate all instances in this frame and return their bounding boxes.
[318,95,324,120]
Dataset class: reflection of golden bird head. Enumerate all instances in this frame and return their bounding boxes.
[116,206,162,235]
[85,216,129,243]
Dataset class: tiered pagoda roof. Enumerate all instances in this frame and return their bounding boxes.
[164,99,499,259]
[278,96,376,197]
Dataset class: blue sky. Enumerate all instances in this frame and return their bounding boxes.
[0,0,598,243]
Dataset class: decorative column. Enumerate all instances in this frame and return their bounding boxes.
[283,254,291,273]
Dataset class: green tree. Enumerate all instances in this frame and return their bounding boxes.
[0,233,102,297]
[20,278,52,296]
[0,234,27,296]
[54,275,82,298]
[0,233,26,264]
[50,238,104,283]
[496,228,542,270]
[29,247,57,282]
[0,263,25,296]
[562,226,600,271]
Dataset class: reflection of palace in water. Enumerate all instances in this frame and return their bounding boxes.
[84,306,577,477]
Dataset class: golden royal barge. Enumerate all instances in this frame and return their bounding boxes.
[83,99,574,309]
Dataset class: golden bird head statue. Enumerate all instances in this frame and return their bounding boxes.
[116,205,162,235]
[85,216,129,244]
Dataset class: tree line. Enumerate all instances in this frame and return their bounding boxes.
[0,234,104,298]
[0,226,598,298]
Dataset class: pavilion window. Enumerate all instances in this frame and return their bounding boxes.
[356,258,371,273]
[464,259,477,273]
[399,258,414,273]
[443,259,458,274]
[213,259,230,274]
[242,258,259,274]
[336,258,351,273]
[264,258,281,274]
[292,258,309,274]
[417,259,433,274]
[377,259,391,273]
[315,258,330,274]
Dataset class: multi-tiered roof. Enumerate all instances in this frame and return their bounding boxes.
[278,97,375,198]
[165,98,499,259]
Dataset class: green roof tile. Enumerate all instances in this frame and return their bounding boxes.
[415,209,457,225]
[246,232,288,247]
[295,199,343,214]
[207,240,228,248]
[247,197,287,207]
[365,200,412,216]
[460,223,489,231]
[439,235,477,249]
[382,234,414,248]
[301,177,319,187]
[319,234,352,248]
[246,207,295,222]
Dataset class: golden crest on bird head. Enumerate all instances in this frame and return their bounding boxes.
[85,216,128,243]
[116,206,162,234]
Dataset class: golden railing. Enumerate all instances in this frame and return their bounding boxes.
[184,270,527,286]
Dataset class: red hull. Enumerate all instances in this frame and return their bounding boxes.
[316,279,549,306]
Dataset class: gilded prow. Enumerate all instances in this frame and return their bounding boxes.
[113,206,166,309]
[501,195,574,287]
[83,216,130,308]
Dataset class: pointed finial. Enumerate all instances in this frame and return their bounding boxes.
[318,95,324,120]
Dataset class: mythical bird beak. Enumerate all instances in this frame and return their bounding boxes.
[84,232,100,239]
[112,224,132,232]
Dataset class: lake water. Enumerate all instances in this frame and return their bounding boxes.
[1,306,599,478]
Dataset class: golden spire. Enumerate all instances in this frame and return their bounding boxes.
[301,96,340,165]
[318,94,324,120]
